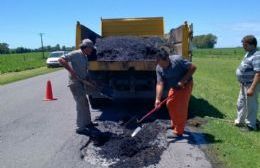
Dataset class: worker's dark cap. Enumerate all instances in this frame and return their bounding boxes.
[80,39,94,49]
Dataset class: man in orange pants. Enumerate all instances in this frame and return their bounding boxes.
[155,47,196,137]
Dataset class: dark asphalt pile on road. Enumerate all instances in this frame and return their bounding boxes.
[95,36,166,61]
[81,120,169,168]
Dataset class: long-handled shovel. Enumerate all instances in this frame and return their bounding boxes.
[130,96,172,137]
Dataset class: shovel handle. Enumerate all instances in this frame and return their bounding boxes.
[80,79,111,98]
[79,79,96,88]
[138,96,172,123]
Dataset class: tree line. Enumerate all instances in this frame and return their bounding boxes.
[192,34,217,49]
[1,33,218,54]
[0,43,75,54]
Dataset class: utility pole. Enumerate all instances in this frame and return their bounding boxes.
[39,33,45,59]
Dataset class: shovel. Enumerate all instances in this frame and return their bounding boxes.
[79,79,113,99]
[130,96,172,137]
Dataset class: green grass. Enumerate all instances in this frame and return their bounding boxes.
[193,47,244,58]
[0,66,62,85]
[0,52,48,74]
[191,48,260,168]
[0,52,62,84]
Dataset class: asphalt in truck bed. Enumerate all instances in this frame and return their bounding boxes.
[95,36,166,61]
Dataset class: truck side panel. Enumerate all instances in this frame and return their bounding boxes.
[76,21,101,49]
[168,22,192,60]
[101,17,164,37]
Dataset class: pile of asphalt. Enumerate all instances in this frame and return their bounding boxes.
[81,120,169,168]
[95,36,166,61]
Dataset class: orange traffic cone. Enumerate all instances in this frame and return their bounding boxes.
[43,80,57,101]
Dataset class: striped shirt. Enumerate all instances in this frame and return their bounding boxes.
[236,50,260,83]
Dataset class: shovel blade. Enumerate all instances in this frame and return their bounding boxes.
[131,126,142,137]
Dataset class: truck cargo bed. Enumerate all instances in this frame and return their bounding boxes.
[75,17,192,102]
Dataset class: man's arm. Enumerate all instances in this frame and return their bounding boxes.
[155,81,164,107]
[247,72,260,96]
[178,63,197,87]
[58,57,78,79]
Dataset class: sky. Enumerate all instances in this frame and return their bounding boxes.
[1,0,260,49]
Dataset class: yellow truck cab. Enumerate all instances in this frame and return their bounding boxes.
[75,17,193,106]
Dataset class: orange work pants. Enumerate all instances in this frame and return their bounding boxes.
[166,81,193,135]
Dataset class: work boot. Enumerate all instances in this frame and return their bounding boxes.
[76,123,99,136]
[89,128,103,138]
[76,128,91,136]
[88,122,99,127]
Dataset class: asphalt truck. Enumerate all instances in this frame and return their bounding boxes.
[75,17,193,106]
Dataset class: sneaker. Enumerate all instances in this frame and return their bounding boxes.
[234,120,244,127]
[166,132,182,139]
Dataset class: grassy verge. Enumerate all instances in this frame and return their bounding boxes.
[0,52,48,73]
[191,49,260,168]
[0,67,62,85]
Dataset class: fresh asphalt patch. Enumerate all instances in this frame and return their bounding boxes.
[81,120,169,168]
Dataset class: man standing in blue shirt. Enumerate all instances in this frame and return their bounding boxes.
[235,35,260,130]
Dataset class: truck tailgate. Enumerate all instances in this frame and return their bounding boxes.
[88,61,156,71]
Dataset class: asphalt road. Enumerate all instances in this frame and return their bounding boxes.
[0,69,212,168]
